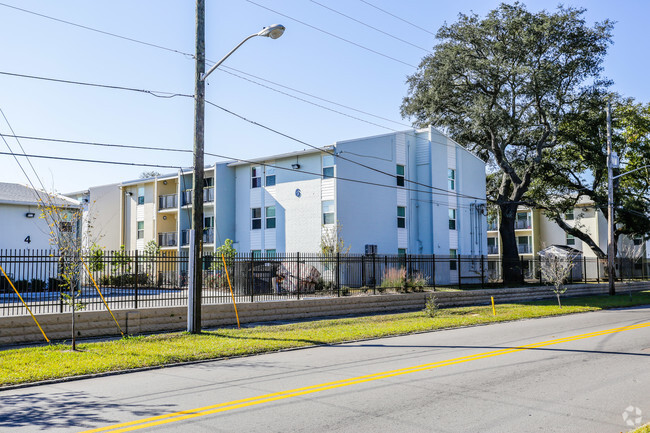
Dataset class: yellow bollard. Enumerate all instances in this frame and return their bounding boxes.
[491,296,496,316]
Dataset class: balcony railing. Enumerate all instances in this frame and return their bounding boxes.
[181,228,214,245]
[181,188,214,206]
[487,245,499,255]
[487,222,498,231]
[158,194,177,210]
[158,232,177,247]
[515,220,532,230]
[517,244,532,254]
[181,190,192,206]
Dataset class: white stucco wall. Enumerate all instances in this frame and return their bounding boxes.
[0,203,55,250]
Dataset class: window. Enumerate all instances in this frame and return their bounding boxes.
[323,155,334,178]
[203,177,214,188]
[251,250,261,258]
[59,221,73,233]
[265,206,276,229]
[448,169,455,190]
[634,237,643,246]
[448,208,457,230]
[322,200,335,225]
[251,208,261,229]
[516,212,531,229]
[487,237,498,254]
[265,249,276,257]
[137,187,145,205]
[565,209,574,220]
[398,248,407,256]
[204,216,214,228]
[449,249,457,270]
[137,221,144,239]
[566,234,575,246]
[251,166,262,188]
[397,206,406,228]
[396,165,405,187]
[265,167,276,186]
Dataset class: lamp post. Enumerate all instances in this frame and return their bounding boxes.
[188,0,285,333]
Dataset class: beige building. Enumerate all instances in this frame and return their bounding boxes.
[487,200,644,279]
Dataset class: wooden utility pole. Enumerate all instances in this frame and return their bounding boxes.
[189,0,205,333]
[606,101,615,296]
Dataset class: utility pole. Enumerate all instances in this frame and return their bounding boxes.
[606,101,615,296]
[189,0,205,333]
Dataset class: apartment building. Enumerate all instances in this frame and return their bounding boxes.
[487,200,645,278]
[112,128,486,273]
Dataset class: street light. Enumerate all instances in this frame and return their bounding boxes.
[189,0,285,334]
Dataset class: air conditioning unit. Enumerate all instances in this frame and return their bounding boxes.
[365,244,377,255]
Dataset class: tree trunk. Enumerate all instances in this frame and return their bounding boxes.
[556,292,562,307]
[499,202,523,283]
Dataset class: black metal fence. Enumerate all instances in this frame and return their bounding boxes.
[1,249,649,316]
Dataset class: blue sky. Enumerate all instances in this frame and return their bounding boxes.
[0,0,647,193]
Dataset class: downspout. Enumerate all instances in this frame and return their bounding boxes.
[119,185,125,247]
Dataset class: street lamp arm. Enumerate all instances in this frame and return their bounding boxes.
[201,33,259,81]
[612,164,650,180]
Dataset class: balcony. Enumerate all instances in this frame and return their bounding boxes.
[517,244,532,254]
[487,222,498,231]
[158,194,177,210]
[487,245,499,255]
[515,220,532,230]
[181,228,214,246]
[181,188,214,206]
[158,232,177,247]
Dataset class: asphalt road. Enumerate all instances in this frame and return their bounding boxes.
[2,307,650,433]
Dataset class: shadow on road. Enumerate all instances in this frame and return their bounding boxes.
[0,391,174,430]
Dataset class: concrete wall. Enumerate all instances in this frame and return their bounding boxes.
[3,281,647,346]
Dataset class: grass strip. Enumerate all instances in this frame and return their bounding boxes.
[630,424,650,433]
[1,291,649,387]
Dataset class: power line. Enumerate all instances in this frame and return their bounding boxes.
[309,1,431,53]
[358,0,436,37]
[0,151,184,169]
[244,0,417,68]
[0,2,194,58]
[204,99,487,202]
[0,133,481,207]
[0,71,193,99]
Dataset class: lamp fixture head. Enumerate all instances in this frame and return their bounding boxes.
[291,163,301,169]
[25,212,35,218]
[258,24,285,39]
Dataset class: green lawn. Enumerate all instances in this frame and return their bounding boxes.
[1,291,649,387]
[630,423,650,433]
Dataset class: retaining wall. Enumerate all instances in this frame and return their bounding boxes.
[2,282,648,346]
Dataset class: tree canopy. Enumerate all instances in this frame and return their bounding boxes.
[401,2,613,281]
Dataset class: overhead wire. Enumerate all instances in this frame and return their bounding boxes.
[308,0,432,53]
[244,0,417,68]
[0,133,481,207]
[358,0,436,37]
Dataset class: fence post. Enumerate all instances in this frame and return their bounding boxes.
[481,255,485,290]
[597,258,600,283]
[372,253,377,292]
[583,256,587,283]
[297,252,301,301]
[643,255,647,280]
[432,254,436,291]
[457,255,462,289]
[250,251,255,303]
[361,254,365,287]
[133,250,139,309]
[336,252,341,297]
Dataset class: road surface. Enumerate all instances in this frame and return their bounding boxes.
[2,307,649,432]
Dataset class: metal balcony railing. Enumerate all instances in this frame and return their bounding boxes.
[515,220,532,229]
[180,228,214,245]
[487,222,498,231]
[181,190,192,206]
[487,245,499,254]
[204,187,214,203]
[158,232,177,247]
[158,194,177,210]
[517,244,532,254]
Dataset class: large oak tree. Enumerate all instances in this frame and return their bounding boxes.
[401,2,613,282]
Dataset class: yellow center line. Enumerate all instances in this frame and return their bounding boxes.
[81,321,650,433]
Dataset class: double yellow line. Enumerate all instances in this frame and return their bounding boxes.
[82,321,650,433]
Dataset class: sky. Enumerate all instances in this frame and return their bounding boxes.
[0,0,648,194]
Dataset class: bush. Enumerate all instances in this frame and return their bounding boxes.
[380,267,406,292]
[13,280,29,292]
[48,277,67,291]
[424,294,439,318]
[30,279,46,292]
[406,273,428,292]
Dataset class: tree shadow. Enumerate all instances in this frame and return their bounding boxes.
[0,391,174,430]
